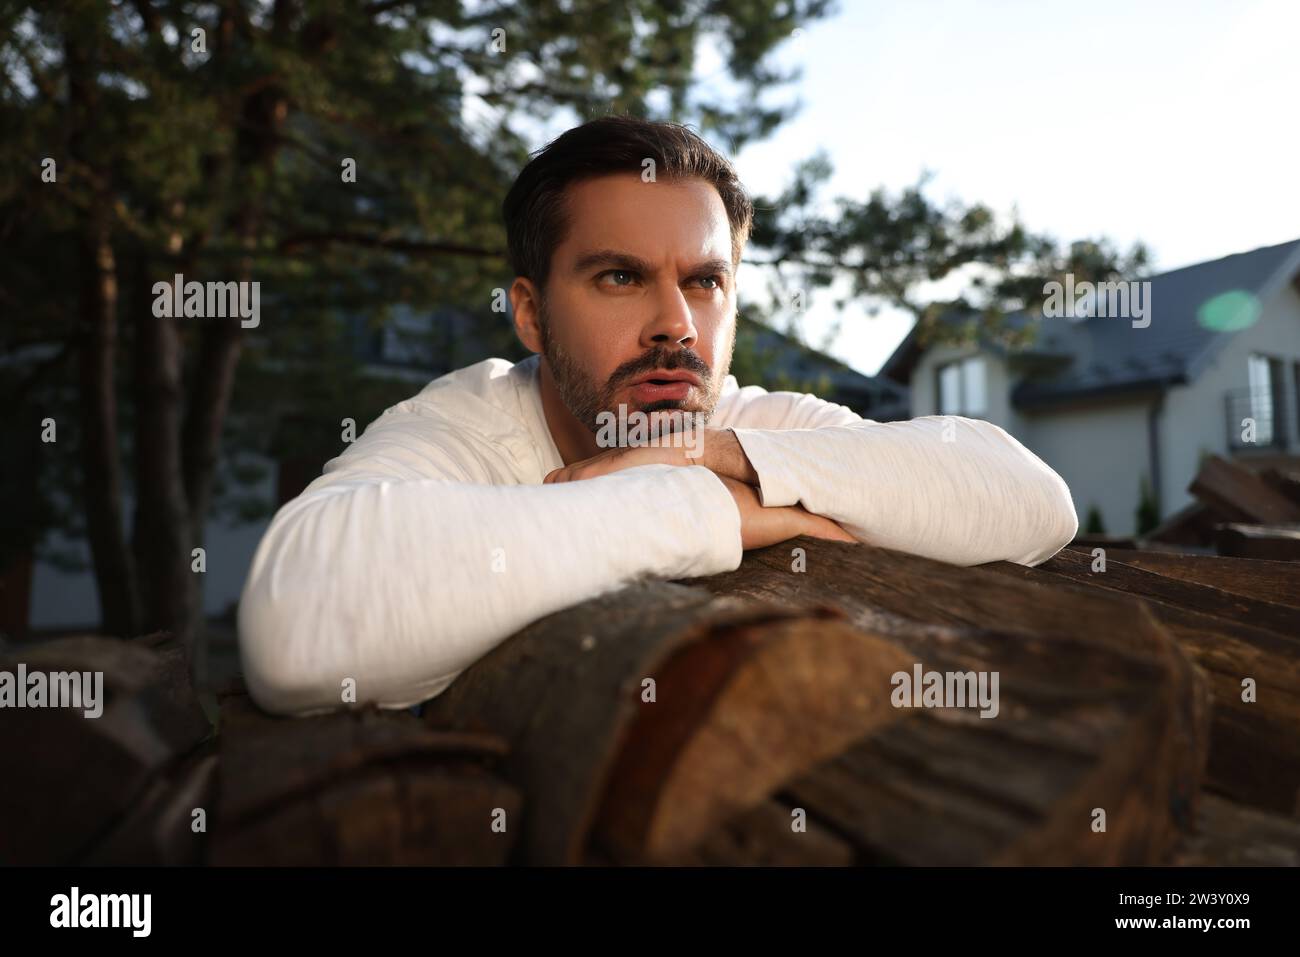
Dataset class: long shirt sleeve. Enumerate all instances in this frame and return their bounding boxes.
[239,358,1078,718]
[713,385,1079,567]
[237,401,743,717]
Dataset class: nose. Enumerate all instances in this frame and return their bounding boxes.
[640,280,697,352]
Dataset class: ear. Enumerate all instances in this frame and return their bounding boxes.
[509,277,544,354]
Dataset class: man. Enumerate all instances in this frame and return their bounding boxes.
[238,116,1078,717]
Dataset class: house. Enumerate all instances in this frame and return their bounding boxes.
[879,237,1300,535]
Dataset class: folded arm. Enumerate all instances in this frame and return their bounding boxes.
[237,411,743,716]
[712,386,1079,567]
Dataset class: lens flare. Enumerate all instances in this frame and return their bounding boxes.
[1196,290,1260,332]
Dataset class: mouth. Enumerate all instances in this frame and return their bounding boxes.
[626,371,700,404]
[628,371,703,389]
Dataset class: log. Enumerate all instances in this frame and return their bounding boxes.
[422,585,912,864]
[1260,467,1300,509]
[662,750,1300,867]
[777,710,1162,865]
[212,693,519,865]
[1146,501,1222,548]
[1189,456,1300,525]
[81,743,218,865]
[1069,547,1300,609]
[657,796,855,866]
[682,538,1209,864]
[1169,793,1300,866]
[1215,523,1300,561]
[1070,534,1139,550]
[594,607,911,862]
[1039,548,1300,636]
[997,548,1300,816]
[0,632,213,865]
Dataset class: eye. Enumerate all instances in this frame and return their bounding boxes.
[598,269,638,287]
[693,274,723,291]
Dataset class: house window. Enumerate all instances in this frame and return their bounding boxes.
[1247,354,1278,445]
[1294,361,1300,445]
[937,356,986,415]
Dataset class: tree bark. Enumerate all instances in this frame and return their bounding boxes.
[127,0,193,647]
[181,321,243,549]
[131,245,196,643]
[67,29,139,637]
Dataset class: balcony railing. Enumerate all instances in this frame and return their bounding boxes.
[1225,386,1291,451]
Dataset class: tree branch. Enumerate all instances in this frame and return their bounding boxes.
[279,231,503,259]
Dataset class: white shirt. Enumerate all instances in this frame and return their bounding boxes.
[238,354,1077,716]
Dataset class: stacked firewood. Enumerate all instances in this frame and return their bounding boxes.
[3,536,1298,866]
[0,633,520,866]
[1144,456,1300,559]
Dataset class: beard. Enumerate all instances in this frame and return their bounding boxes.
[538,296,734,437]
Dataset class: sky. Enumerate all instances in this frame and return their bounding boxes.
[729,0,1300,374]
[484,0,1300,377]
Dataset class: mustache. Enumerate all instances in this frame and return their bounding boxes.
[611,349,710,388]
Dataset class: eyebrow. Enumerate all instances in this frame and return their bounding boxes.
[571,249,734,279]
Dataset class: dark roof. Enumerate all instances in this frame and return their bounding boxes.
[878,238,1300,408]
[739,315,910,420]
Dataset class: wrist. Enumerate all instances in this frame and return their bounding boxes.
[700,427,759,484]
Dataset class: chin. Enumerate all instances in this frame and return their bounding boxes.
[639,400,688,414]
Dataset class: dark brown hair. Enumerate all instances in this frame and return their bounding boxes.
[502,115,754,291]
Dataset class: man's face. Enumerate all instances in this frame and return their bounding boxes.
[528,173,738,435]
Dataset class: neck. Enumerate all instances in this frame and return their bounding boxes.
[536,356,600,465]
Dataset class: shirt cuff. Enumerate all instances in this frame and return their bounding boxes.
[620,463,744,577]
[679,465,745,574]
[728,428,803,508]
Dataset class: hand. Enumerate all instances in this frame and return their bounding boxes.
[544,428,760,487]
[543,444,687,484]
[715,475,856,550]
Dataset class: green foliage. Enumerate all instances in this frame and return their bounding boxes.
[1083,505,1106,536]
[1136,475,1161,536]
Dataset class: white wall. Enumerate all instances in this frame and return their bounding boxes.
[1021,398,1154,535]
[1158,280,1300,514]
